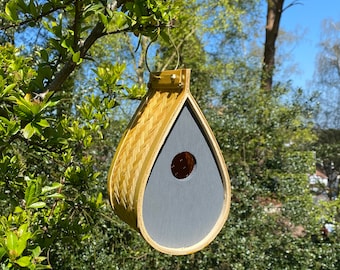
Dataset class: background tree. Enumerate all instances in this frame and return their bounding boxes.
[313,19,340,128]
[0,0,339,269]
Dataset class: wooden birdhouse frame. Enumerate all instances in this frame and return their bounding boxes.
[108,69,231,255]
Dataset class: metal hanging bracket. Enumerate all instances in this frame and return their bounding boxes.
[147,69,187,90]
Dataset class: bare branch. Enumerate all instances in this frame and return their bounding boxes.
[282,0,303,12]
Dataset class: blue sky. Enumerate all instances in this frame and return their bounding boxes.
[280,0,340,89]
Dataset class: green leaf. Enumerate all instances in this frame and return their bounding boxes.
[5,1,18,21]
[0,116,12,126]
[160,30,171,44]
[0,247,6,260]
[41,98,60,109]
[98,12,108,26]
[27,202,46,209]
[114,11,127,28]
[28,0,37,17]
[36,119,50,128]
[16,237,28,257]
[0,116,20,136]
[6,231,18,251]
[72,51,81,64]
[38,65,53,81]
[31,246,42,258]
[96,192,103,207]
[14,206,23,213]
[41,183,63,194]
[1,83,16,97]
[84,3,103,14]
[35,257,49,266]
[25,179,42,206]
[15,96,35,115]
[15,256,31,267]
[40,49,49,62]
[61,39,70,50]
[17,223,28,237]
[22,123,35,139]
[16,0,27,11]
[46,193,65,199]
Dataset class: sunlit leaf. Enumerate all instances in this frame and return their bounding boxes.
[15,256,31,267]
[0,247,6,260]
[6,231,18,251]
[5,1,18,21]
[17,223,28,237]
[1,83,16,97]
[27,202,46,209]
[42,183,63,194]
[31,246,42,258]
[72,51,81,63]
[22,123,35,139]
[37,119,50,128]
[46,193,65,199]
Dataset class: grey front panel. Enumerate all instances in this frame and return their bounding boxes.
[142,103,225,248]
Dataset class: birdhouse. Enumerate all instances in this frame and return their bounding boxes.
[107,69,231,255]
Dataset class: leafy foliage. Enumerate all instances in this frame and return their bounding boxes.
[0,0,339,269]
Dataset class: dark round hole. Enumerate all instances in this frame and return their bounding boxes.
[171,152,196,179]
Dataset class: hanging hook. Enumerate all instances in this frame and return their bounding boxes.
[145,0,179,72]
[145,29,180,73]
[145,37,156,73]
[168,27,180,70]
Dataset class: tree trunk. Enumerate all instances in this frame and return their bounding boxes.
[261,0,284,91]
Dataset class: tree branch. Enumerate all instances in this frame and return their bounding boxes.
[72,0,82,52]
[45,21,106,93]
[44,0,132,93]
[282,0,303,13]
[261,0,284,91]
[45,25,133,93]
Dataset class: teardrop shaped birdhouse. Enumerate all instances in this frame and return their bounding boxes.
[107,69,231,255]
